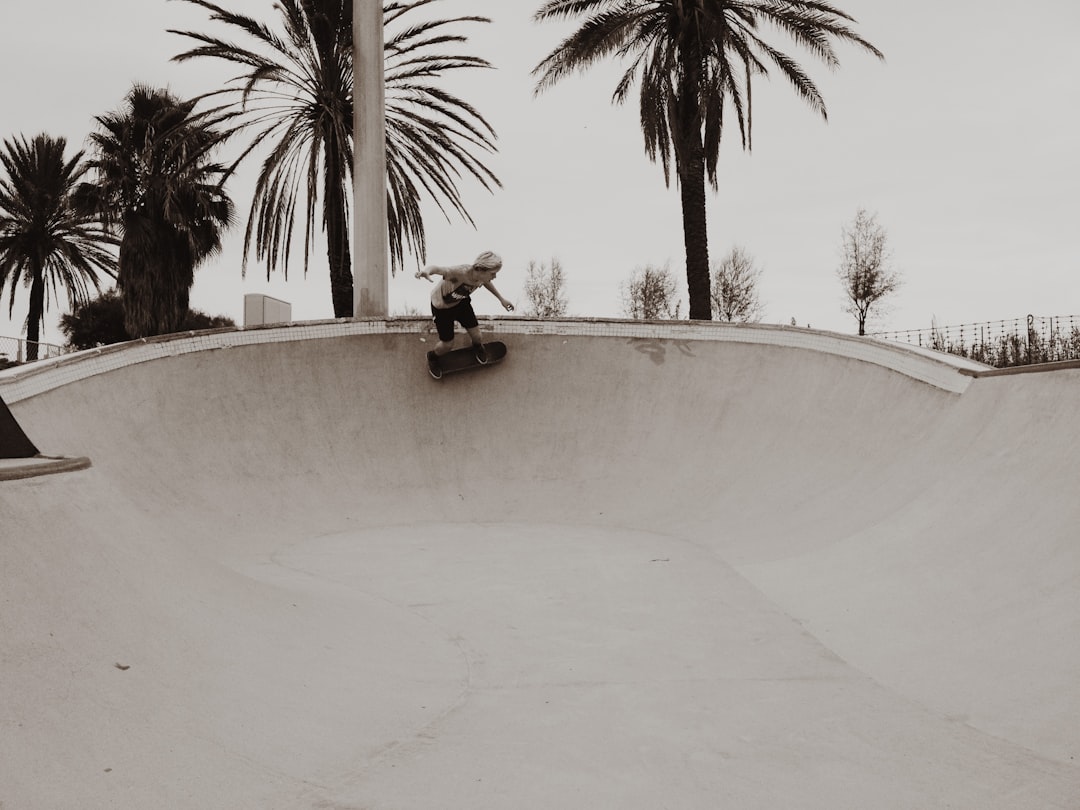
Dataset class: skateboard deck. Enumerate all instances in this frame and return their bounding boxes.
[428,341,507,379]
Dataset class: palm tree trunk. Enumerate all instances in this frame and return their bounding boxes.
[679,131,712,321]
[324,155,353,319]
[26,266,44,362]
[328,229,353,319]
[675,28,712,322]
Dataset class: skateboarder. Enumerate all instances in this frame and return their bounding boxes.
[416,251,514,376]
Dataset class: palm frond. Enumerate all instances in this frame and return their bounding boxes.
[76,85,233,336]
[0,133,117,335]
[533,6,644,94]
[171,0,499,305]
[534,0,882,181]
[533,0,883,320]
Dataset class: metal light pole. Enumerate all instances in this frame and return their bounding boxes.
[353,0,389,316]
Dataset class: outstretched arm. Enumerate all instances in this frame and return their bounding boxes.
[416,264,469,283]
[484,282,515,312]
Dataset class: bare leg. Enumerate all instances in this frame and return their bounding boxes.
[465,326,488,362]
[465,326,484,347]
[434,340,454,356]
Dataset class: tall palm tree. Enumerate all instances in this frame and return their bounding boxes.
[533,0,883,320]
[75,85,235,338]
[0,134,116,360]
[171,0,501,318]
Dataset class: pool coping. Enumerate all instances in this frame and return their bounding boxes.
[0,317,988,404]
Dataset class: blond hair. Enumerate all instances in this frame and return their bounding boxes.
[473,251,502,271]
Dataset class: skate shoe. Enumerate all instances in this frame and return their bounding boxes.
[427,351,443,379]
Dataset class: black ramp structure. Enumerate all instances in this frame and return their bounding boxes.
[0,392,38,458]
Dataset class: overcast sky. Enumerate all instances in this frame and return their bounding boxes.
[2,0,1078,346]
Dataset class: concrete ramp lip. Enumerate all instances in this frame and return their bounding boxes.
[0,454,91,481]
[0,316,985,404]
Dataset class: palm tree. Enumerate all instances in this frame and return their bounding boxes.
[0,134,117,360]
[75,85,235,338]
[533,0,883,320]
[171,0,500,318]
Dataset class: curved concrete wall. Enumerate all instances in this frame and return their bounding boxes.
[1,319,1077,809]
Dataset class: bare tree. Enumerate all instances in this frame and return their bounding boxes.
[621,264,682,320]
[837,208,901,335]
[711,246,764,322]
[523,258,568,317]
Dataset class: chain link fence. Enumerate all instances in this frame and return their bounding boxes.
[0,335,69,369]
[872,315,1080,369]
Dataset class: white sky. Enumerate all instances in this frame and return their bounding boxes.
[1,0,1078,346]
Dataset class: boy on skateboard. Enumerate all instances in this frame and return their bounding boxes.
[416,251,514,377]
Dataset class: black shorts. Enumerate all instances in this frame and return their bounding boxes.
[431,300,478,342]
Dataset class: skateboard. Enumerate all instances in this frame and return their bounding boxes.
[427,341,507,379]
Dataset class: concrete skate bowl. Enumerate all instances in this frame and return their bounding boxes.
[2,318,1078,809]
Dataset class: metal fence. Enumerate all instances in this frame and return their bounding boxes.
[872,315,1080,368]
[0,335,69,368]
